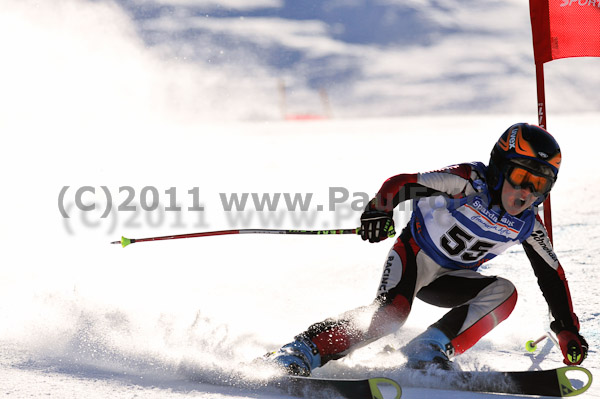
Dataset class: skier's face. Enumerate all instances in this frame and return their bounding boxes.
[501,180,538,215]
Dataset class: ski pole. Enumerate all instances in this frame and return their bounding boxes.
[545,330,559,347]
[111,228,361,248]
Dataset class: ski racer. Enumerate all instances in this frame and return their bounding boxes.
[267,122,588,375]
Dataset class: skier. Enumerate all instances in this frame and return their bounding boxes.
[267,123,588,375]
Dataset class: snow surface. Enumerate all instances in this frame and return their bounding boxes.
[1,0,599,398]
[111,0,600,117]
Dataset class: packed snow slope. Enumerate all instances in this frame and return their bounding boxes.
[3,113,600,398]
[1,0,599,398]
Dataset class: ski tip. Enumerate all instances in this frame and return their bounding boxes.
[369,377,402,399]
[556,366,593,397]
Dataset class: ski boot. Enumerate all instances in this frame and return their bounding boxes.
[401,327,459,371]
[265,335,321,376]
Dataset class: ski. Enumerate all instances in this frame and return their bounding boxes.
[269,375,402,399]
[189,366,590,398]
[400,365,593,397]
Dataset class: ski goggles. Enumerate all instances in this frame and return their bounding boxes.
[505,165,554,195]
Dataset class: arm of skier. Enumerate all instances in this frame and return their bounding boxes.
[522,217,588,365]
[361,164,476,242]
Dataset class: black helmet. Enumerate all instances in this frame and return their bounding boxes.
[487,123,561,200]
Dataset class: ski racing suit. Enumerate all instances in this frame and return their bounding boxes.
[301,162,580,365]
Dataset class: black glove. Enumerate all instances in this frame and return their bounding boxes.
[360,208,395,243]
[551,320,588,366]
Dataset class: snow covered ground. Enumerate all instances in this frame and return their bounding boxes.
[1,0,599,398]
[3,113,599,398]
